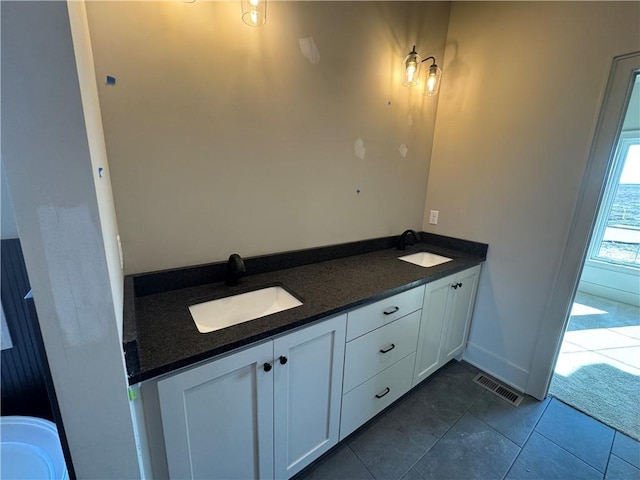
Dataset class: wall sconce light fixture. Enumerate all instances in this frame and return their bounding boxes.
[241,0,266,26]
[402,45,442,96]
[401,46,422,87]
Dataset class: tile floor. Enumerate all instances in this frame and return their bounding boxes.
[295,360,640,480]
[555,291,640,376]
[550,291,640,440]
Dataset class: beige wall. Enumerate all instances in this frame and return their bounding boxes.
[69,1,125,339]
[424,1,640,390]
[86,1,451,274]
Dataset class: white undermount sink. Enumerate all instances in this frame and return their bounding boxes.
[189,286,303,334]
[398,252,452,268]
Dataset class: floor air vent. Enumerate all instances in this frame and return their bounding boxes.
[473,373,524,407]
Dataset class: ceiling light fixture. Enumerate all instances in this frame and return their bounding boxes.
[241,0,266,26]
[402,45,442,96]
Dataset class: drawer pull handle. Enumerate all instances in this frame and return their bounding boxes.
[263,362,272,372]
[375,387,391,399]
[383,306,399,315]
[379,343,396,354]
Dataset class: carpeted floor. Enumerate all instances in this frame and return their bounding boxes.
[550,291,640,441]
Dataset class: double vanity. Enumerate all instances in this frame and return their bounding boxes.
[123,233,487,479]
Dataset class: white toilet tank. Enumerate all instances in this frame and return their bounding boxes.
[1,416,68,479]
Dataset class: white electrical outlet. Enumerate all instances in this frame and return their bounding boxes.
[429,210,439,225]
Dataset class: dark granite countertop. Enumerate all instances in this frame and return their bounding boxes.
[125,234,487,384]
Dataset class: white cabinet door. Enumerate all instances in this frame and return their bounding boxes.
[412,275,451,386]
[158,342,274,480]
[273,315,346,479]
[441,265,481,363]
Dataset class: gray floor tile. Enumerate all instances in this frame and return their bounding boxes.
[536,398,615,472]
[348,406,438,480]
[296,445,374,480]
[384,387,456,438]
[506,431,602,479]
[437,359,481,378]
[400,468,424,480]
[605,455,640,480]
[612,432,640,469]
[413,413,520,480]
[469,390,550,446]
[409,361,486,428]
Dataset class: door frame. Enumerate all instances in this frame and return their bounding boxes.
[526,51,640,400]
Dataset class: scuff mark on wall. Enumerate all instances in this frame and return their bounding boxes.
[38,203,108,346]
[299,37,320,64]
[354,138,366,159]
[399,144,408,158]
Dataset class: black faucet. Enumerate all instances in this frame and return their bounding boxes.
[225,253,246,286]
[397,229,420,250]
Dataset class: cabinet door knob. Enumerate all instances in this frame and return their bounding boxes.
[279,356,288,365]
[457,282,463,288]
[383,306,400,315]
[263,362,272,372]
[451,284,458,290]
[375,387,391,399]
[379,343,396,354]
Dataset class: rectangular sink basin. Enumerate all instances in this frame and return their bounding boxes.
[189,286,303,334]
[398,252,452,268]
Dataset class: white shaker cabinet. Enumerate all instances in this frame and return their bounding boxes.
[413,265,481,386]
[157,341,274,480]
[412,275,452,385]
[440,265,481,364]
[157,314,346,480]
[273,315,346,479]
[151,265,482,479]
[339,286,424,440]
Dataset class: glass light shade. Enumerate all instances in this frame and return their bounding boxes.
[424,64,442,96]
[402,50,422,87]
[241,0,266,26]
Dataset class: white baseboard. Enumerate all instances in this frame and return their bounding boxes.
[463,342,530,393]
[578,281,640,307]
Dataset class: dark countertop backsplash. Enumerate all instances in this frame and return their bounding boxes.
[123,232,488,384]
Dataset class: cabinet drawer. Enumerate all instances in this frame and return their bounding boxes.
[346,286,424,341]
[343,310,420,393]
[339,352,415,440]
